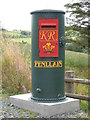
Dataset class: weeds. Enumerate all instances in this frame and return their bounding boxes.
[1,37,31,95]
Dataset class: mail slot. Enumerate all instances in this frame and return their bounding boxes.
[39,19,58,57]
[31,10,66,102]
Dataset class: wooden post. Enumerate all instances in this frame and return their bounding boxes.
[65,71,75,94]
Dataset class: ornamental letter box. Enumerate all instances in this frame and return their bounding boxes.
[31,10,66,102]
[39,19,58,57]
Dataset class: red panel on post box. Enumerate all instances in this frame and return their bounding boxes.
[39,19,58,57]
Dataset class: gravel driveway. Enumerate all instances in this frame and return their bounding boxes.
[0,97,88,119]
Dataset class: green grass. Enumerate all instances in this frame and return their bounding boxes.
[11,38,31,65]
[2,30,31,39]
[11,38,31,44]
[2,30,21,38]
[0,90,9,100]
[65,50,88,78]
[80,100,88,113]
[65,50,89,113]
[65,50,88,68]
[20,115,24,118]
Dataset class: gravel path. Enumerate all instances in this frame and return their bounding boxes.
[0,97,88,119]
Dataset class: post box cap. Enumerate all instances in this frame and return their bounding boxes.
[31,9,65,14]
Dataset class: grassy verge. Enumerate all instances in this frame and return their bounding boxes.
[65,50,88,78]
[65,50,89,113]
[1,38,31,95]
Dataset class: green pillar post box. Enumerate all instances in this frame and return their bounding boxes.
[31,10,66,102]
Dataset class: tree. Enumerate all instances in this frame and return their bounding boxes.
[20,30,31,38]
[64,0,90,51]
[65,0,89,29]
[21,31,28,36]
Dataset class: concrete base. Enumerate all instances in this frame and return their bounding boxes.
[9,93,79,117]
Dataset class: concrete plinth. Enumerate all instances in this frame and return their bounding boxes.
[9,93,79,117]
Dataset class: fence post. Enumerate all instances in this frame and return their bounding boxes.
[65,71,75,94]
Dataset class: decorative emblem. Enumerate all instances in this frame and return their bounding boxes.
[43,43,55,54]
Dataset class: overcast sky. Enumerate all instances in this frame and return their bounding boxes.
[0,0,76,31]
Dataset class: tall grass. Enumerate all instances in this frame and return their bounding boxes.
[65,50,89,113]
[0,29,2,96]
[1,37,31,95]
[65,50,88,78]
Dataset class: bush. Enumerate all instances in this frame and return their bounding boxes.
[1,38,31,95]
[65,42,88,53]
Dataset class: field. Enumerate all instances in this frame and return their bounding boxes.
[2,30,21,37]
[12,38,31,44]
[65,50,88,78]
[2,30,31,38]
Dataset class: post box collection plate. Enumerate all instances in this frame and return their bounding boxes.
[39,19,58,57]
